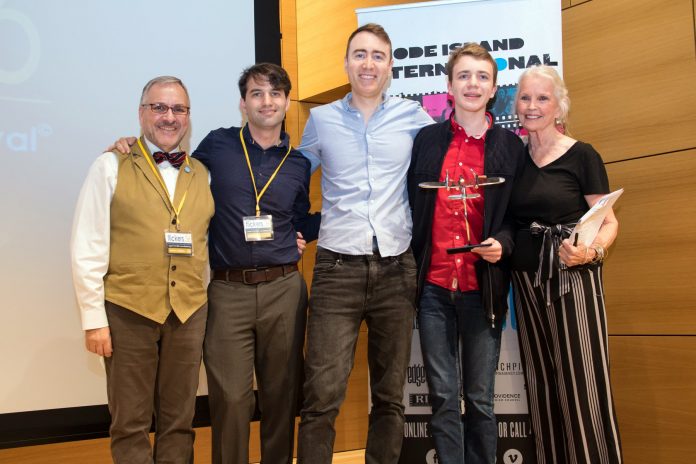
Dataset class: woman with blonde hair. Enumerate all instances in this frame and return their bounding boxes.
[508,65,623,464]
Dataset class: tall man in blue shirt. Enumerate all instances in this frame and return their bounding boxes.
[296,24,433,464]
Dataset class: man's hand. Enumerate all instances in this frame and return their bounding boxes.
[85,327,113,357]
[105,136,137,154]
[471,237,502,263]
[297,232,307,255]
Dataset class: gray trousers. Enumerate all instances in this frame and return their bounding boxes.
[204,271,307,464]
[105,301,207,464]
[297,248,417,464]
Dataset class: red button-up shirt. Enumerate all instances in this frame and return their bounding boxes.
[425,114,491,291]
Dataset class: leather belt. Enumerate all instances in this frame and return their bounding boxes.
[212,263,298,285]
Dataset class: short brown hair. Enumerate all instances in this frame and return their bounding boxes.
[446,43,498,85]
[238,63,292,99]
[345,23,392,58]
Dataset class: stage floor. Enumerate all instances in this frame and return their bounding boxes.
[0,427,366,463]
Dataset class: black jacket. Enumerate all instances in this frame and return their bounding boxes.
[407,119,525,326]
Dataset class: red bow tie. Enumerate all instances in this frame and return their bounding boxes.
[153,151,186,169]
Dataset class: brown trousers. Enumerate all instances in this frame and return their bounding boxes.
[105,302,207,464]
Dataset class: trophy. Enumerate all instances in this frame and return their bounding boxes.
[419,168,505,254]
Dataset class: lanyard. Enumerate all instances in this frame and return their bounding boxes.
[137,137,189,230]
[239,125,292,217]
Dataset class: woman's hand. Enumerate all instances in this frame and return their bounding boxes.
[559,239,593,267]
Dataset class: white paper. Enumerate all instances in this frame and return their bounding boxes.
[571,188,624,246]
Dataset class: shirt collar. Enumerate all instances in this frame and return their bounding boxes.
[143,137,181,155]
[449,112,493,141]
[341,92,389,113]
[242,124,290,149]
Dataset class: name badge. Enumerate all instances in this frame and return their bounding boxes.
[243,215,274,241]
[165,231,194,256]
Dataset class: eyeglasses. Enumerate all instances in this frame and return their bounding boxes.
[141,103,190,115]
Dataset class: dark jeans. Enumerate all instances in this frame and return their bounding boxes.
[418,283,502,464]
[297,247,417,464]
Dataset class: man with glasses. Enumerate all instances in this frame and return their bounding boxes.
[110,63,319,464]
[71,76,214,463]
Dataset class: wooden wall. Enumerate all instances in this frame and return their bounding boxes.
[563,1,696,462]
[280,0,696,462]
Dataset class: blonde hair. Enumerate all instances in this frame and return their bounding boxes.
[516,65,570,131]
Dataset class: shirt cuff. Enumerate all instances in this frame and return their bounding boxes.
[81,306,109,331]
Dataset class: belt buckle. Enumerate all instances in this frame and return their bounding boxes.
[242,268,256,285]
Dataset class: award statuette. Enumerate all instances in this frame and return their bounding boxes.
[419,168,505,254]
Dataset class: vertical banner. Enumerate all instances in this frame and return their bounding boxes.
[357,1,562,463]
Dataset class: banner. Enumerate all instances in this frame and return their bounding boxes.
[357,1,563,462]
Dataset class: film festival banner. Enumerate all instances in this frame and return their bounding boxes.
[357,0,562,462]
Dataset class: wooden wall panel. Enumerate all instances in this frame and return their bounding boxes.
[288,102,322,285]
[603,150,696,334]
[610,336,696,464]
[291,0,423,101]
[563,0,696,162]
[280,0,299,101]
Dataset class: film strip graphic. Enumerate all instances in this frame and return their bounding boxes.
[396,84,523,133]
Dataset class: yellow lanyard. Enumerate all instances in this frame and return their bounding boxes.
[137,137,189,230]
[239,125,293,217]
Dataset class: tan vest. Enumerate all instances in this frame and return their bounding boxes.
[104,138,214,324]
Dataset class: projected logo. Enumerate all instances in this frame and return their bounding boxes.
[0,0,40,85]
[1,124,53,152]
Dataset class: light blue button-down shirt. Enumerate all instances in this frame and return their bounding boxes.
[299,93,433,257]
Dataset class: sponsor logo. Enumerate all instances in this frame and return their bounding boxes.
[425,449,439,464]
[407,363,427,387]
[408,393,431,407]
[497,362,523,372]
[503,448,523,463]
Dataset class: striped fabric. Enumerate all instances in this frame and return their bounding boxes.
[512,266,623,464]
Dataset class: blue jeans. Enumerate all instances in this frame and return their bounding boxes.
[418,283,502,464]
[297,247,417,464]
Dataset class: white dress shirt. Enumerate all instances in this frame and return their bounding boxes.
[71,140,180,330]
